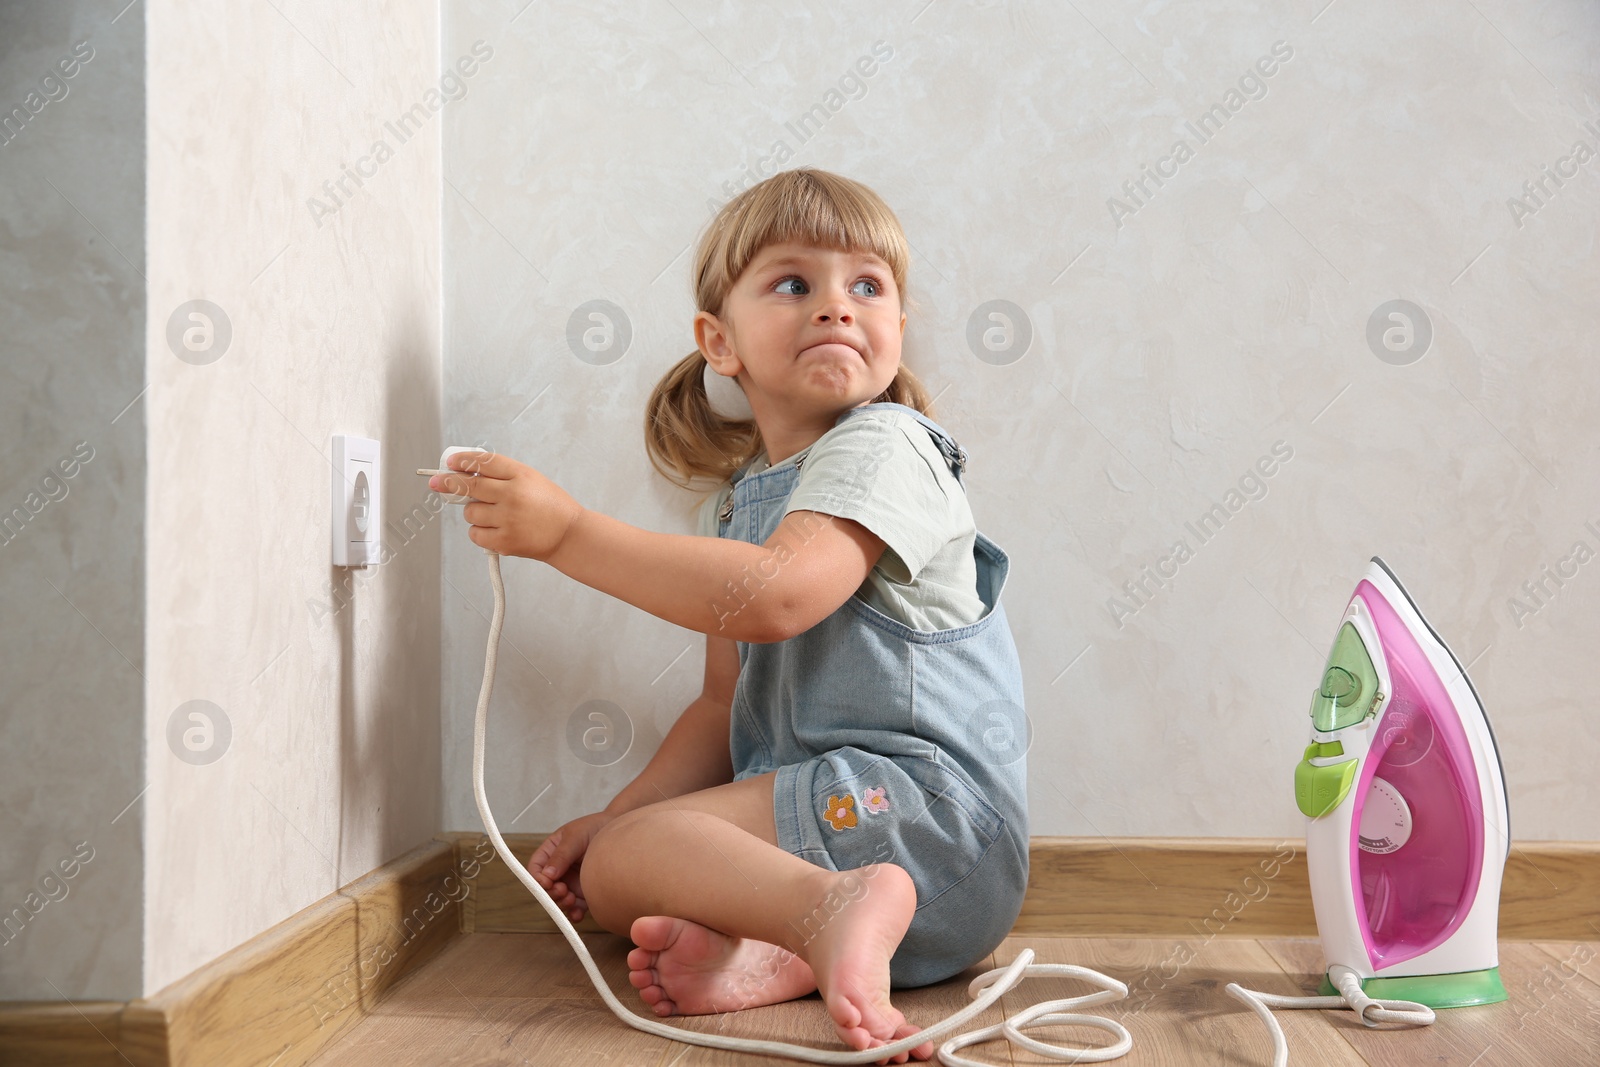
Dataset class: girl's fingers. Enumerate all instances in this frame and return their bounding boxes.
[448,451,511,479]
[529,853,562,887]
[431,470,502,502]
[463,501,498,527]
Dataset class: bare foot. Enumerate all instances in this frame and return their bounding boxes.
[627,915,817,1016]
[797,864,935,1063]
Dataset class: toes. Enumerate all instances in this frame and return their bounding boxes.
[632,978,675,1017]
[873,1043,906,1063]
[891,1024,933,1061]
[826,991,863,1032]
[627,968,657,990]
[880,1027,923,1065]
[868,1038,907,1066]
[629,914,676,951]
[837,1025,874,1052]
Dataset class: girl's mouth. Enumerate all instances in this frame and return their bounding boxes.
[801,343,860,360]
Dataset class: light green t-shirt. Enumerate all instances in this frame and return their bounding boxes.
[696,408,984,632]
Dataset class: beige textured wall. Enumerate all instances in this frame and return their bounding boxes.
[4,0,1596,1009]
[0,0,145,1002]
[143,0,443,996]
[440,3,1600,844]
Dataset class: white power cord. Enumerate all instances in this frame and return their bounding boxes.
[1225,965,1435,1067]
[427,460,1435,1065]
[459,542,1138,1065]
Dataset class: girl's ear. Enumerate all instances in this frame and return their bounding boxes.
[694,309,737,369]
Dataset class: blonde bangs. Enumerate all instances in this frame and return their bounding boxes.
[696,170,913,320]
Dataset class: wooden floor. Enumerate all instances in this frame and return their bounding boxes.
[305,932,1600,1065]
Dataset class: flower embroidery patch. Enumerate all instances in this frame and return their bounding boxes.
[822,794,857,831]
[862,786,890,815]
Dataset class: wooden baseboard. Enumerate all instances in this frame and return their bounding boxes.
[1011,837,1600,940]
[0,1002,127,1067]
[0,838,467,1067]
[4,834,1594,1066]
[440,831,1600,943]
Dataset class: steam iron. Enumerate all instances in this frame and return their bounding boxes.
[1295,557,1510,1008]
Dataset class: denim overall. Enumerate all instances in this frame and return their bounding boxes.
[714,401,1030,988]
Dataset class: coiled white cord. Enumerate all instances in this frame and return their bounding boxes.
[463,543,1138,1065]
[1225,965,1435,1067]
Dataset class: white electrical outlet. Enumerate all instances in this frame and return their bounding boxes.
[332,434,381,567]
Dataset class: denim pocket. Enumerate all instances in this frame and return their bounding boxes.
[892,820,1028,988]
[813,749,1003,910]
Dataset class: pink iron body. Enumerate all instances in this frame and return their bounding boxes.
[1294,557,1509,1006]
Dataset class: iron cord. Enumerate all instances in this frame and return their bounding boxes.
[1225,966,1435,1067]
[466,545,1138,1065]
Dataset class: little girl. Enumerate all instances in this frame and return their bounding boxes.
[430,168,1029,1065]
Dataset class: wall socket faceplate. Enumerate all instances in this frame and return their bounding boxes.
[332,434,380,567]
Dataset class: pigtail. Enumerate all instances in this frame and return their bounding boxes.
[643,349,762,495]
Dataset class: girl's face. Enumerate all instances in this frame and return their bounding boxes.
[696,240,906,426]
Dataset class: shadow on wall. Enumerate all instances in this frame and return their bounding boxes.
[329,294,446,879]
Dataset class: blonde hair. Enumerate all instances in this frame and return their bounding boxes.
[644,167,937,503]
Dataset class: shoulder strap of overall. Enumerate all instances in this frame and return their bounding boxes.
[838,401,969,484]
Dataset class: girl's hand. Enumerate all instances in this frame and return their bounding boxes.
[527,811,618,923]
[429,451,585,562]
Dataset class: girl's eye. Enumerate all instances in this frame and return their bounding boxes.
[773,276,884,297]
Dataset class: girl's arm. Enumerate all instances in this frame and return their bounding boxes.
[546,509,784,642]
[432,451,886,643]
[602,635,740,813]
[603,693,733,814]
[525,634,740,919]
[523,695,729,920]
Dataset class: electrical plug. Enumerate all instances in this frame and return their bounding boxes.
[415,445,488,505]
